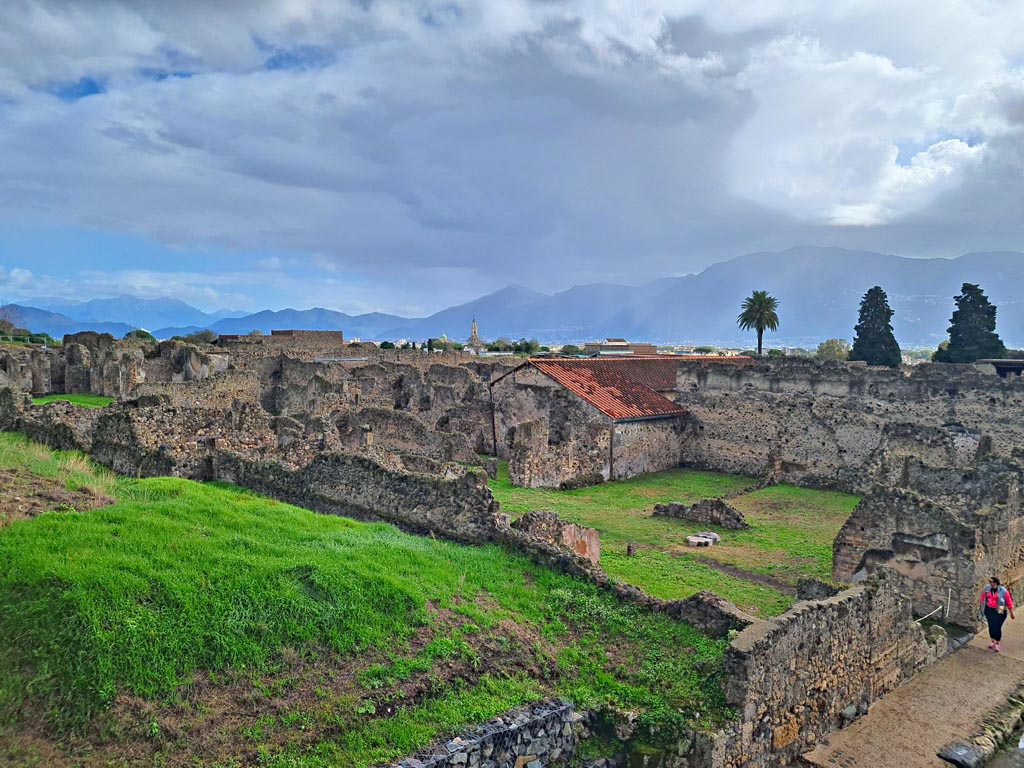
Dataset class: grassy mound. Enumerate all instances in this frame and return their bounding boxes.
[0,434,730,767]
[31,394,114,409]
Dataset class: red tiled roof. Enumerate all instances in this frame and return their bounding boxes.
[530,358,687,421]
[574,357,680,391]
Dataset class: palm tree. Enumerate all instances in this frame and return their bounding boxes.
[737,290,780,356]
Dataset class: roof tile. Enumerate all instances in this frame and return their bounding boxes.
[531,358,687,421]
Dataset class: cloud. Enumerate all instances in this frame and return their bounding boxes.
[0,1,1022,312]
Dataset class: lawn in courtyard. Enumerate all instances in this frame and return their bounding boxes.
[31,393,114,408]
[488,463,859,618]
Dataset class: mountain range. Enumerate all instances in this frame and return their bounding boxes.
[6,247,1024,347]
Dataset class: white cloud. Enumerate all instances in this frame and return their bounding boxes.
[0,0,1022,311]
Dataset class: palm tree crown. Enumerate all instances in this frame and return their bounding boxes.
[737,290,780,356]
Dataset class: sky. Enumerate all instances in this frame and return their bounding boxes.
[0,0,1022,316]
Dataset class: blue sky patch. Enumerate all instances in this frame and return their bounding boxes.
[45,76,105,101]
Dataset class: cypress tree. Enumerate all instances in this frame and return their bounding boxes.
[849,286,901,368]
[933,283,1006,363]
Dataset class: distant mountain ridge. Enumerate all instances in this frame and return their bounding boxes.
[8,247,1024,347]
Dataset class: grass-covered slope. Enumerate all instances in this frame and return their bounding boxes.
[0,434,730,767]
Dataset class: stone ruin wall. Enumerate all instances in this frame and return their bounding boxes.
[492,366,684,488]
[833,459,1024,627]
[709,570,947,768]
[0,386,502,545]
[611,417,686,481]
[510,511,601,565]
[675,359,1024,494]
[0,333,229,399]
[391,699,579,768]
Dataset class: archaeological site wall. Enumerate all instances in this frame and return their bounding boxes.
[675,359,1024,493]
[709,570,947,767]
[833,458,1024,626]
[492,365,684,488]
[391,699,579,768]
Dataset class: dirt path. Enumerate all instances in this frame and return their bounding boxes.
[803,625,1024,768]
[688,554,796,595]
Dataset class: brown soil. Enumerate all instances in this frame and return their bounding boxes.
[0,468,114,527]
[689,554,797,595]
[0,600,557,767]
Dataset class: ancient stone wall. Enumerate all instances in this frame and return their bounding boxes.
[611,418,685,480]
[676,359,1024,492]
[511,511,601,565]
[392,699,578,768]
[494,366,683,488]
[833,458,1024,626]
[708,570,947,767]
[0,345,57,395]
[653,499,749,530]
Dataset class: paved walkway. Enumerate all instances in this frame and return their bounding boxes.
[803,623,1024,768]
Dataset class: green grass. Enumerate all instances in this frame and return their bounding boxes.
[0,434,731,766]
[490,464,755,519]
[31,393,114,409]
[489,463,859,618]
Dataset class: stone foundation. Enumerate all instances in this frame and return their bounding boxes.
[653,499,750,530]
[511,511,601,565]
[392,699,578,768]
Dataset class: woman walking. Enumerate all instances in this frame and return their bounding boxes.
[980,576,1016,652]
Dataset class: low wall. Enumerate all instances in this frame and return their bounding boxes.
[511,511,601,565]
[706,570,947,767]
[213,452,501,544]
[653,499,749,530]
[392,699,578,768]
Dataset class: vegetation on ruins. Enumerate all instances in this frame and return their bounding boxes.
[933,282,1007,363]
[31,393,114,409]
[123,329,156,342]
[736,290,780,356]
[814,338,850,361]
[489,463,859,618]
[0,434,732,767]
[172,329,218,345]
[378,340,396,349]
[848,286,901,368]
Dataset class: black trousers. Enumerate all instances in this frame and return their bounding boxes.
[985,605,1008,640]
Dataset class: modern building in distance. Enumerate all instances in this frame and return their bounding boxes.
[582,338,658,356]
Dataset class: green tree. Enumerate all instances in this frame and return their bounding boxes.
[815,338,851,361]
[737,290,780,356]
[933,283,1006,363]
[560,344,582,355]
[124,329,157,342]
[182,329,217,345]
[379,341,396,349]
[848,286,901,368]
[693,346,717,355]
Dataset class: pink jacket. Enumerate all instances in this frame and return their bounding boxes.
[982,586,1014,610]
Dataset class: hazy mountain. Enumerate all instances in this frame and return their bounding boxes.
[30,295,246,330]
[3,304,133,338]
[10,248,1024,347]
[155,308,418,340]
[388,247,1024,347]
